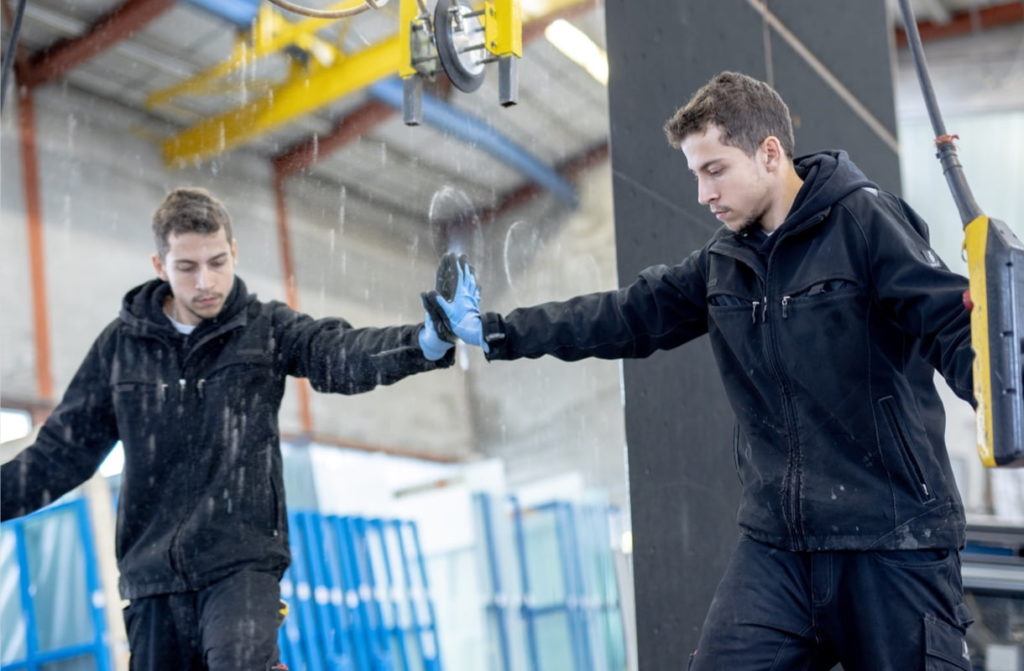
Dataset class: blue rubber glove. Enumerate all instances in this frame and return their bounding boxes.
[418,309,454,361]
[428,256,489,353]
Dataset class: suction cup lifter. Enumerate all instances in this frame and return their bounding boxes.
[399,0,523,125]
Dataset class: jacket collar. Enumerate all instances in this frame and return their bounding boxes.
[706,150,873,266]
[119,277,251,345]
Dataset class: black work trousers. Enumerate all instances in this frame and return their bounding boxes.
[123,569,282,670]
[689,536,974,671]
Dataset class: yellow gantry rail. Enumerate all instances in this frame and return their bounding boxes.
[148,3,354,109]
[162,35,401,165]
[159,0,587,165]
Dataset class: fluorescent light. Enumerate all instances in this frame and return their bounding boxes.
[544,19,608,85]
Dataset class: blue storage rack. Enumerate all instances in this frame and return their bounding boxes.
[0,498,111,671]
[501,496,627,671]
[474,493,514,671]
[277,511,443,671]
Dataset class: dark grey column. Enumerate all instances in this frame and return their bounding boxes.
[604,1,900,667]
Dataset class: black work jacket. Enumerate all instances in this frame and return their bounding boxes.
[483,151,973,552]
[1,277,452,598]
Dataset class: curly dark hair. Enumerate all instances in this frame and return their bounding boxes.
[152,187,233,258]
[664,71,795,158]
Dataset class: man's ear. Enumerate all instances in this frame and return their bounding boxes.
[761,136,784,171]
[151,253,168,281]
[230,238,238,265]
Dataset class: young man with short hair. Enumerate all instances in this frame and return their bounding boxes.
[1,187,456,669]
[430,72,976,669]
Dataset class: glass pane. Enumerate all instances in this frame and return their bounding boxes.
[521,510,565,606]
[40,654,97,671]
[0,526,27,664]
[23,508,94,652]
[532,611,575,671]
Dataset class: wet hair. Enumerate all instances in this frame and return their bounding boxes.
[152,187,233,258]
[664,71,795,158]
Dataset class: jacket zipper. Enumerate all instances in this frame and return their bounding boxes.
[750,297,771,324]
[168,373,203,586]
[166,348,190,582]
[711,215,827,548]
[763,267,804,549]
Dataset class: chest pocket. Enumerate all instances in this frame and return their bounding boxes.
[201,351,275,398]
[778,276,861,325]
[112,379,166,413]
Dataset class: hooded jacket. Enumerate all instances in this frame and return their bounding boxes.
[1,277,452,598]
[482,151,973,552]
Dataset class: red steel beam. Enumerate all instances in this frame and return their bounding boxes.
[896,2,1024,46]
[485,140,609,220]
[273,100,395,178]
[272,171,315,435]
[18,88,54,402]
[22,0,174,87]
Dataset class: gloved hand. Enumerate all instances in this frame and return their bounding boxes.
[421,253,489,353]
[418,309,454,361]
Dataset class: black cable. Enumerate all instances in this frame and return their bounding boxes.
[1,0,29,111]
[896,0,983,226]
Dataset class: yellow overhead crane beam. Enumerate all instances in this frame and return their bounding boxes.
[147,2,350,108]
[162,35,400,165]
[160,0,585,165]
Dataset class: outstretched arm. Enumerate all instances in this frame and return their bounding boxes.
[274,304,454,395]
[430,250,710,362]
[2,331,120,520]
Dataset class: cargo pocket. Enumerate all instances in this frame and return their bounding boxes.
[924,613,971,670]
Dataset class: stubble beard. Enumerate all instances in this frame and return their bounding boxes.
[738,203,771,235]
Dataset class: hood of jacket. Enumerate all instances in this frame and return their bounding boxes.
[785,150,875,231]
[119,276,249,339]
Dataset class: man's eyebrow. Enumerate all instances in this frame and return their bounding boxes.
[174,251,228,265]
[697,159,723,173]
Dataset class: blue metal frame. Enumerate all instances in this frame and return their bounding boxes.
[288,511,326,671]
[301,511,345,671]
[351,515,392,671]
[74,500,113,671]
[369,518,411,671]
[314,514,358,671]
[474,493,513,671]
[1,499,110,671]
[408,522,443,671]
[331,516,374,671]
[507,499,629,671]
[176,0,260,28]
[276,512,442,671]
[557,502,592,671]
[392,520,443,671]
[1,501,448,671]
[509,496,542,671]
